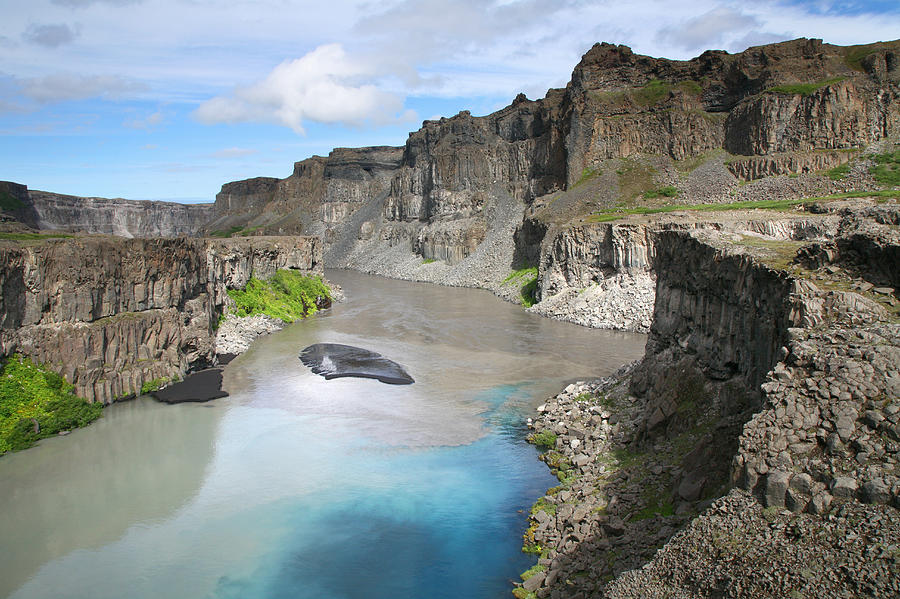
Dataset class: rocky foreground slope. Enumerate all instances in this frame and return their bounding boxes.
[0,235,322,403]
[518,200,900,598]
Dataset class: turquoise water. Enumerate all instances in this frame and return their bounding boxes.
[0,271,646,599]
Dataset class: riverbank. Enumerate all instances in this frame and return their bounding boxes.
[516,201,900,598]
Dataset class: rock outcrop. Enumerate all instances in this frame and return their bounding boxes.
[0,181,213,237]
[0,235,322,403]
[204,39,899,323]
[520,202,900,598]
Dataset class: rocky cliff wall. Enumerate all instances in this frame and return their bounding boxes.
[1,183,214,237]
[519,204,900,598]
[206,39,898,300]
[0,236,321,403]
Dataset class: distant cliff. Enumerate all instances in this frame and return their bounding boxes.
[206,38,899,299]
[0,181,213,238]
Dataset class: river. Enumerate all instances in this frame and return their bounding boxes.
[0,270,646,599]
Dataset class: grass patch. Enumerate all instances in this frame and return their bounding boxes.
[0,354,102,454]
[422,258,437,264]
[574,166,601,187]
[228,270,331,322]
[870,149,900,187]
[210,225,262,238]
[643,185,679,199]
[531,496,557,517]
[503,266,539,307]
[587,191,900,223]
[765,77,845,96]
[844,45,878,71]
[529,430,557,450]
[735,236,806,271]
[632,79,671,107]
[676,80,703,96]
[826,163,851,181]
[616,158,658,203]
[0,232,74,241]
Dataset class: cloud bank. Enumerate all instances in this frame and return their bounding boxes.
[194,44,415,134]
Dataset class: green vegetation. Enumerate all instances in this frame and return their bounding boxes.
[422,258,437,264]
[870,149,900,187]
[0,190,23,211]
[844,45,879,71]
[529,430,557,450]
[512,588,537,599]
[587,191,900,223]
[0,354,102,454]
[520,564,546,582]
[616,158,658,203]
[0,232,74,241]
[210,225,262,238]
[642,185,679,199]
[676,80,703,96]
[503,267,539,308]
[630,496,675,521]
[826,163,851,181]
[140,378,168,394]
[632,79,671,107]
[574,166,601,187]
[227,270,331,322]
[765,77,845,97]
[530,496,557,517]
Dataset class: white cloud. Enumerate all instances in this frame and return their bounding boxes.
[659,7,761,51]
[194,44,412,134]
[24,23,80,47]
[124,109,164,129]
[210,147,258,159]
[20,73,146,103]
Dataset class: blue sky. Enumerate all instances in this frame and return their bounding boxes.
[1,0,898,203]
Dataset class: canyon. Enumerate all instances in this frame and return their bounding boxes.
[1,36,899,598]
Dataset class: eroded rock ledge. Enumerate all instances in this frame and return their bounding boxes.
[0,235,322,403]
[520,203,900,598]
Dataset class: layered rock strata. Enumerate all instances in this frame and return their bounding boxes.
[0,236,322,403]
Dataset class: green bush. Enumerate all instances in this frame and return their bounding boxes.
[504,267,539,308]
[227,270,332,322]
[0,354,102,454]
[140,378,168,394]
[529,430,557,450]
[643,185,679,199]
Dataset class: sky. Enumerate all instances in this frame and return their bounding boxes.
[1,0,898,203]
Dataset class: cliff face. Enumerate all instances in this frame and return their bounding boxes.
[0,182,213,237]
[0,236,321,403]
[206,38,899,302]
[520,204,900,599]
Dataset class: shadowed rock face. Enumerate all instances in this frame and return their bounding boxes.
[299,343,414,385]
